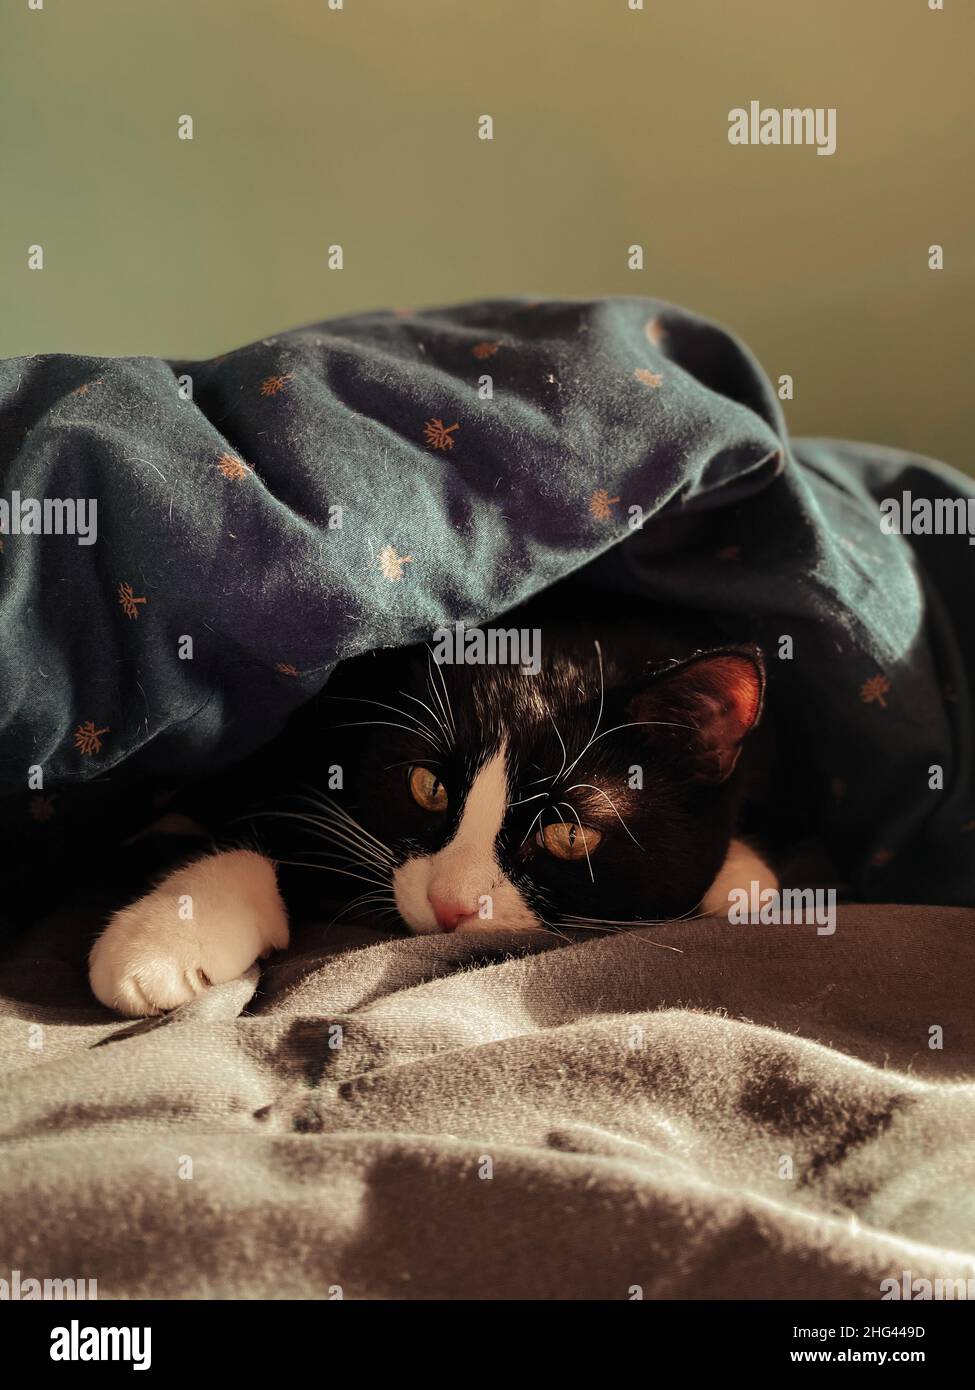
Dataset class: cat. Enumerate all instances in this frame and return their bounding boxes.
[88,598,780,1017]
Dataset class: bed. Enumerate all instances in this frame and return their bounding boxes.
[2,902,973,1299]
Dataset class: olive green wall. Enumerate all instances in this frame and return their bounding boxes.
[3,0,972,471]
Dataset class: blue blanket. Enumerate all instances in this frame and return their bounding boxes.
[1,297,972,917]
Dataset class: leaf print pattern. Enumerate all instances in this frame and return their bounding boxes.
[117,582,147,619]
[378,545,413,581]
[645,317,665,347]
[275,662,300,677]
[216,453,250,481]
[860,675,891,709]
[589,489,620,522]
[471,341,500,360]
[634,368,663,388]
[29,794,56,823]
[260,373,294,398]
[424,419,459,451]
[74,721,109,756]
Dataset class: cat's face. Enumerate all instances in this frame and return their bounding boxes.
[322,630,765,938]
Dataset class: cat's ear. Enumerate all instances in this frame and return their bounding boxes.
[627,646,765,783]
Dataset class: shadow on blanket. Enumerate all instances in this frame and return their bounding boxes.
[1,902,973,1299]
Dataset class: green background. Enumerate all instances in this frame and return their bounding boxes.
[2,0,972,472]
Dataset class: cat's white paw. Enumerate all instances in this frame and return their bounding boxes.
[89,849,289,1017]
[703,837,778,917]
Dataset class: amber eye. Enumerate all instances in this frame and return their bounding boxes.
[538,822,603,861]
[408,765,448,813]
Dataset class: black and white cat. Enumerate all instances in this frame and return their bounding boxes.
[88,600,780,1016]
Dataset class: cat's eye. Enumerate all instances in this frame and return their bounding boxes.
[538,822,602,861]
[408,765,448,813]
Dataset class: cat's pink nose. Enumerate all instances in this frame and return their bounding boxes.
[428,893,474,933]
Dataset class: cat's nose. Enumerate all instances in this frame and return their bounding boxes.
[428,892,475,933]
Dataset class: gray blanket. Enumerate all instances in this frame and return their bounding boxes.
[1,904,974,1300]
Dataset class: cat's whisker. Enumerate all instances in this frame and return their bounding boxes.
[564,782,644,851]
[327,890,399,929]
[537,907,671,950]
[285,798,395,856]
[560,912,687,926]
[508,791,548,808]
[250,806,376,843]
[653,894,709,926]
[399,689,451,749]
[548,711,569,784]
[216,829,266,859]
[296,823,394,870]
[257,800,400,884]
[519,712,571,789]
[291,794,396,862]
[334,718,443,751]
[287,845,391,878]
[586,718,695,746]
[270,858,390,889]
[559,639,606,784]
[561,902,708,928]
[519,804,547,848]
[556,920,685,952]
[329,889,394,911]
[322,694,443,750]
[537,918,576,946]
[327,904,394,929]
[247,809,395,870]
[425,646,457,741]
[436,661,457,739]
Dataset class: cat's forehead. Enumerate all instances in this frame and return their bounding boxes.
[423,651,606,724]
[405,651,632,797]
[473,665,586,727]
